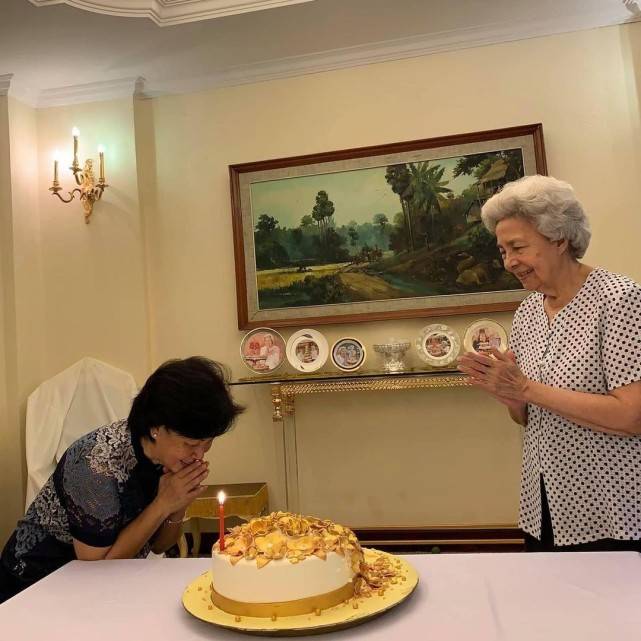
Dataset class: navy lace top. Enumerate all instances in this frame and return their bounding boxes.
[0,420,161,599]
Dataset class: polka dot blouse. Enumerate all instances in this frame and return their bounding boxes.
[510,268,641,546]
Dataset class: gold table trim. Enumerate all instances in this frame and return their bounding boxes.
[270,373,470,421]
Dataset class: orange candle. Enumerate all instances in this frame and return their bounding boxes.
[217,490,226,551]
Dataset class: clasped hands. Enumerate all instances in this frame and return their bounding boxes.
[457,348,529,408]
[156,459,209,518]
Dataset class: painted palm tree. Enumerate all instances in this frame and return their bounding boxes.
[453,150,524,183]
[311,190,335,257]
[408,162,451,248]
[385,164,415,251]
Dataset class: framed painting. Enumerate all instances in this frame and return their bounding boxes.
[230,123,546,329]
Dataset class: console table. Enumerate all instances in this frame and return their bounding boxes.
[230,368,470,513]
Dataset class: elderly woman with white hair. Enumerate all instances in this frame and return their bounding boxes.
[458,175,641,552]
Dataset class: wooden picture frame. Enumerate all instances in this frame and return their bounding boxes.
[230,123,546,329]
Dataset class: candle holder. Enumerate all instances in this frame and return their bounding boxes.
[49,130,109,224]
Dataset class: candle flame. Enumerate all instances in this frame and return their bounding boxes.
[72,127,80,137]
[97,144,105,154]
[53,149,61,161]
[217,490,226,505]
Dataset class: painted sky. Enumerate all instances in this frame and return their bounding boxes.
[250,156,478,229]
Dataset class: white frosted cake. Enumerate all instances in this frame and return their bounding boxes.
[211,512,394,618]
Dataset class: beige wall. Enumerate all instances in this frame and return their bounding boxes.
[0,95,23,545]
[2,23,641,540]
[0,96,44,544]
[35,99,150,383]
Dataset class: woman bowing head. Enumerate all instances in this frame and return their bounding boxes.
[0,356,244,602]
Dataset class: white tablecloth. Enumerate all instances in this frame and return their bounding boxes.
[2,552,641,640]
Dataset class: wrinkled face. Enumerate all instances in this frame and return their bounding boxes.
[495,217,565,292]
[149,426,214,472]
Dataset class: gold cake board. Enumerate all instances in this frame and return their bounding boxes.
[182,549,419,636]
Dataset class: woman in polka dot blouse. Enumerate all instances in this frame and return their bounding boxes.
[459,175,641,552]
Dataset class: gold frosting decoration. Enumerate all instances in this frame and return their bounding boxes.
[214,512,363,573]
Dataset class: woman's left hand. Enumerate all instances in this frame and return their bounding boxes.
[458,349,529,400]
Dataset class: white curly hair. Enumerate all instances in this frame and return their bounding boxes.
[480,175,591,259]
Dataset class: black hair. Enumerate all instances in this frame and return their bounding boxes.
[128,356,244,441]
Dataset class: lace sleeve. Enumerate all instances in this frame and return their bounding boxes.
[58,447,122,548]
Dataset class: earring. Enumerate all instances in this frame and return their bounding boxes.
[151,431,158,439]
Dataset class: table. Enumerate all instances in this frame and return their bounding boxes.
[2,552,640,640]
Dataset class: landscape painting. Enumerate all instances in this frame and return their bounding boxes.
[230,124,547,328]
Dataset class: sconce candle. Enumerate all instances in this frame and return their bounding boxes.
[72,127,79,167]
[217,490,226,551]
[53,151,60,184]
[98,145,105,182]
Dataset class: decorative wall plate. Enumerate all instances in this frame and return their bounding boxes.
[286,329,328,373]
[416,324,460,367]
[240,327,286,374]
[463,319,508,354]
[331,337,366,372]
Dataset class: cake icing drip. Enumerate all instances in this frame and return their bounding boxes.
[215,512,363,572]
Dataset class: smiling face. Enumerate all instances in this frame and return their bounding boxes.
[147,426,214,472]
[495,216,568,292]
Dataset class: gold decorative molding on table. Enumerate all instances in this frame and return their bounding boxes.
[234,369,470,421]
[178,482,268,557]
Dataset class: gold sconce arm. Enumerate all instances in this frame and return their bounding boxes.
[49,184,79,204]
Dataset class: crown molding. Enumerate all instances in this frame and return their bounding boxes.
[0,74,40,107]
[139,6,640,98]
[36,77,143,108]
[18,3,641,107]
[27,0,315,25]
[0,74,13,97]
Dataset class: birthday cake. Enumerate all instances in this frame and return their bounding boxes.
[211,512,397,619]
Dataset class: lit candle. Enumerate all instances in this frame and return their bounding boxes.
[217,490,226,551]
[72,127,79,166]
[97,144,105,182]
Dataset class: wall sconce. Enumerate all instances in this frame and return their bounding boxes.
[49,127,109,224]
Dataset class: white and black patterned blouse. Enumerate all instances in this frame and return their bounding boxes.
[510,268,641,546]
[0,420,161,596]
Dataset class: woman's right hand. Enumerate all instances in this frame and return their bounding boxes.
[155,460,209,516]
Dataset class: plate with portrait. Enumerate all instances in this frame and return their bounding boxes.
[286,329,329,373]
[416,324,460,367]
[331,337,366,372]
[463,319,508,355]
[240,327,286,374]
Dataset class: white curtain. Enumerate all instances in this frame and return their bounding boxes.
[25,357,138,511]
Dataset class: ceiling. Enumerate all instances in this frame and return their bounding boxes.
[1,0,639,106]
